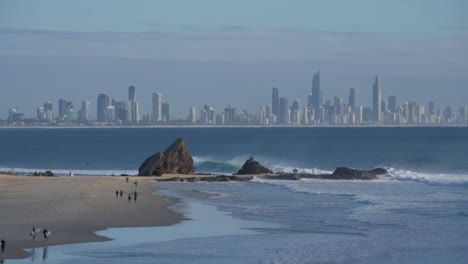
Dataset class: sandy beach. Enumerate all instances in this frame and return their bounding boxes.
[0,175,184,260]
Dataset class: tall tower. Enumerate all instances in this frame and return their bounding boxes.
[81,100,91,121]
[97,93,110,122]
[349,88,356,110]
[272,87,279,117]
[312,71,322,121]
[128,85,136,102]
[162,101,170,123]
[127,85,139,123]
[188,107,196,124]
[152,92,162,122]
[372,76,381,123]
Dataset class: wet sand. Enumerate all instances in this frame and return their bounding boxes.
[0,175,183,260]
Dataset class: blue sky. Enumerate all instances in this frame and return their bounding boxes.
[0,0,467,119]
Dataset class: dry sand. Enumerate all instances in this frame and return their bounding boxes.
[0,175,184,260]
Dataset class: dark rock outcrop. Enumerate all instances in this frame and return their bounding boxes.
[331,167,378,180]
[32,170,55,177]
[138,138,195,176]
[236,157,273,175]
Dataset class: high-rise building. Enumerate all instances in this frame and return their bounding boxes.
[114,101,129,122]
[80,100,91,121]
[372,76,381,123]
[188,107,196,124]
[128,85,136,102]
[131,101,139,123]
[428,101,436,115]
[312,71,322,121]
[127,85,139,123]
[348,88,356,110]
[224,104,236,124]
[272,87,279,117]
[152,92,162,122]
[388,96,397,113]
[162,101,170,122]
[58,99,67,118]
[36,107,46,121]
[201,104,215,124]
[97,93,110,122]
[258,105,266,125]
[43,102,53,122]
[290,100,301,125]
[279,97,289,124]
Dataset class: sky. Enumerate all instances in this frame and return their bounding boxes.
[0,0,467,119]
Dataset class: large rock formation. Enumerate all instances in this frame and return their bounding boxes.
[236,157,273,175]
[330,167,385,180]
[138,138,195,176]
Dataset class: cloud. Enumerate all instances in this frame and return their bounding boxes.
[0,26,467,76]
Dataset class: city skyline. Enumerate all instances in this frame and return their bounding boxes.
[4,72,467,126]
[1,0,467,120]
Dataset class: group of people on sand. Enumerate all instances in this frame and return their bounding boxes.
[31,226,50,242]
[115,176,138,202]
[0,226,50,258]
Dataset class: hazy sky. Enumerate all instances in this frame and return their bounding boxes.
[1,0,467,119]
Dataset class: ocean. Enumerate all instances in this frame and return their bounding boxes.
[2,127,468,263]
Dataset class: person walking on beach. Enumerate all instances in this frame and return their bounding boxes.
[134,191,138,202]
[31,226,38,242]
[134,180,138,187]
[119,190,123,198]
[127,193,131,203]
[1,239,5,252]
[115,190,119,198]
[126,176,129,183]
[43,228,49,242]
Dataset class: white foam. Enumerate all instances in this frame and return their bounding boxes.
[385,167,468,185]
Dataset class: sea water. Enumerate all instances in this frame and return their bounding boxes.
[1,127,467,263]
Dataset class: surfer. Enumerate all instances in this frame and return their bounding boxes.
[1,239,5,252]
[31,226,38,242]
[43,228,49,242]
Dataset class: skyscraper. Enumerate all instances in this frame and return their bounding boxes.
[81,100,91,121]
[372,76,381,123]
[188,107,196,124]
[348,88,356,110]
[224,104,236,124]
[58,99,67,118]
[128,85,136,102]
[152,92,162,122]
[162,101,170,122]
[43,102,53,122]
[128,85,139,123]
[272,87,279,117]
[312,71,322,121]
[97,93,110,122]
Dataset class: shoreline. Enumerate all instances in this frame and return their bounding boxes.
[0,175,184,260]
